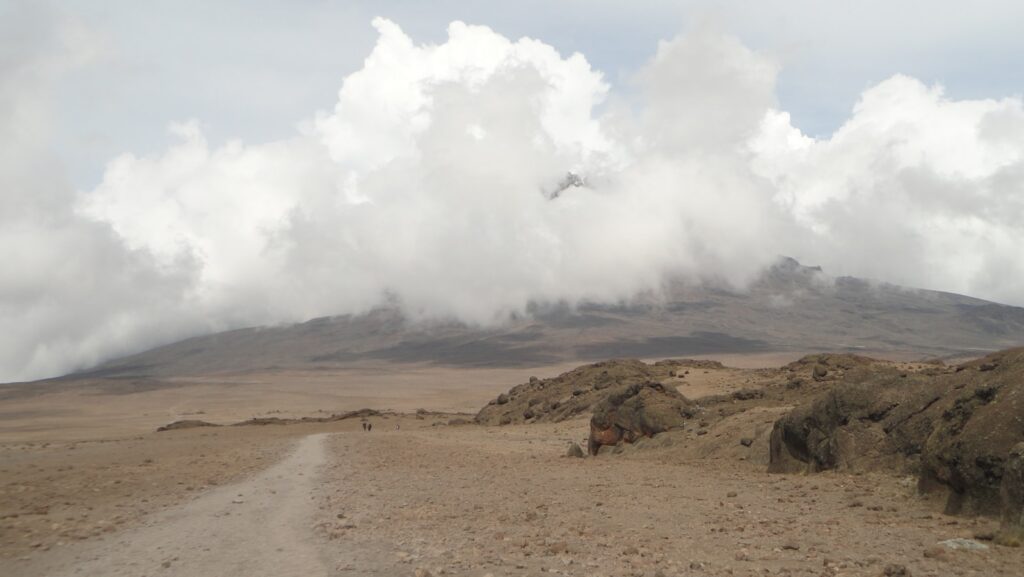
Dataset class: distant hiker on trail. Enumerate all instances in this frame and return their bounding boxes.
[368,423,373,432]
[361,422,367,431]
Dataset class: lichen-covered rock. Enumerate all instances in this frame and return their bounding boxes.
[912,353,1024,515]
[998,443,1024,544]
[768,367,944,473]
[588,381,694,455]
[770,348,1024,520]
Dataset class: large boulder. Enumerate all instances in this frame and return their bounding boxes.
[769,348,1024,520]
[919,362,1024,515]
[588,381,694,455]
[999,443,1024,544]
[768,368,947,473]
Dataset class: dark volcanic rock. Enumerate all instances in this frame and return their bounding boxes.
[768,366,945,473]
[588,381,694,455]
[770,348,1024,520]
[156,419,220,432]
[1000,443,1024,543]
[910,353,1023,516]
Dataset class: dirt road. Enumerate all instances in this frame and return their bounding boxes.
[27,434,333,577]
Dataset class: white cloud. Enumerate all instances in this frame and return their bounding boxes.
[751,76,1024,303]
[3,11,1024,381]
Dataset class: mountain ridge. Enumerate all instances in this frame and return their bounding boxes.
[70,258,1024,380]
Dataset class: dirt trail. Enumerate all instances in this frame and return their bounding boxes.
[29,434,333,577]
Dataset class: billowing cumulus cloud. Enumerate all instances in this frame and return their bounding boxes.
[0,4,202,381]
[750,76,1024,303]
[3,13,1024,382]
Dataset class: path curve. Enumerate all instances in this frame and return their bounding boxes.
[42,433,332,577]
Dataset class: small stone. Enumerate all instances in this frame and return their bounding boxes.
[882,564,911,577]
[739,438,754,447]
[566,443,585,458]
[938,538,988,550]
[922,546,947,560]
[413,568,433,577]
[546,541,569,555]
[726,491,738,498]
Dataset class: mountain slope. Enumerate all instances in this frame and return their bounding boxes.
[80,259,1024,378]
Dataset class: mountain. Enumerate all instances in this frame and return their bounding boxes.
[74,258,1024,379]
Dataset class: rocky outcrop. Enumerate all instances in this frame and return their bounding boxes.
[770,349,1024,520]
[919,364,1023,515]
[999,443,1024,544]
[782,353,879,383]
[768,367,948,473]
[476,359,697,425]
[588,381,695,455]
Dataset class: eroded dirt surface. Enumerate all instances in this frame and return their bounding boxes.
[314,422,1024,577]
[6,419,1024,577]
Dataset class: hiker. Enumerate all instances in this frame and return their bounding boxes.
[368,422,373,432]
[361,422,367,431]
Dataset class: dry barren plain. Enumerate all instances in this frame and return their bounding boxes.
[2,353,1022,577]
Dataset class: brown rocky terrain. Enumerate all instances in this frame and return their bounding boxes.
[480,350,1024,543]
[4,349,1024,576]
[769,349,1024,540]
[476,359,708,426]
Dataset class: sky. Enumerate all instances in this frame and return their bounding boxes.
[2,0,1023,382]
